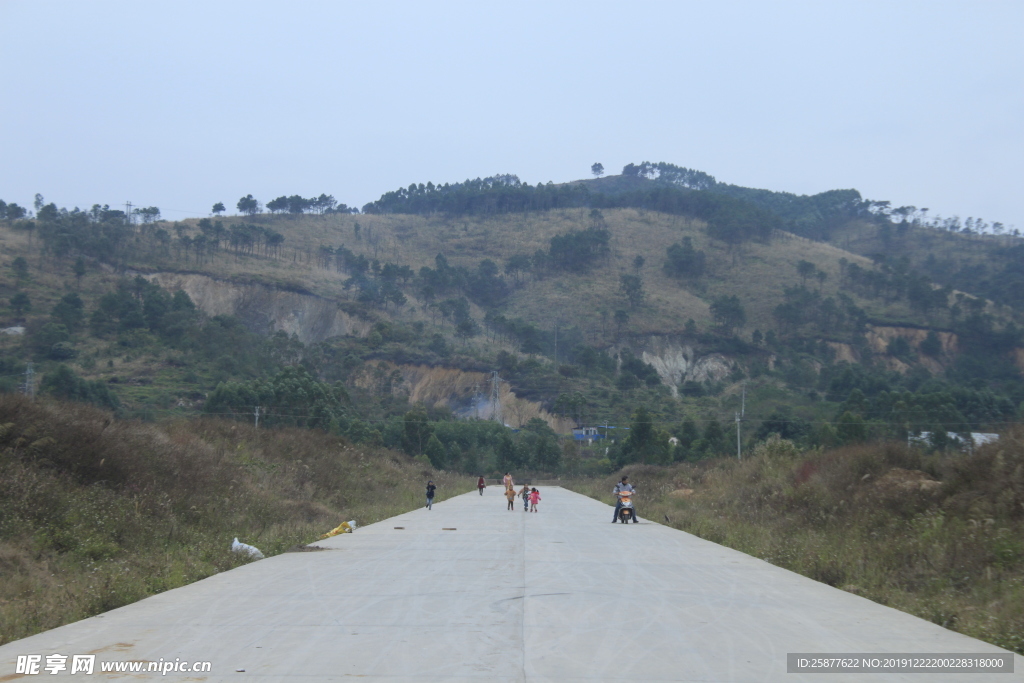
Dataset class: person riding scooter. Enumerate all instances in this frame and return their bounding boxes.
[612,475,638,523]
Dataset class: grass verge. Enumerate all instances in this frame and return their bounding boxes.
[0,394,472,645]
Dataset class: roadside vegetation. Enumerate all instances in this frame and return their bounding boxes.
[0,395,471,645]
[566,434,1024,655]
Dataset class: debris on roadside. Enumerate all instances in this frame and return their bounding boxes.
[231,537,265,559]
[321,520,357,538]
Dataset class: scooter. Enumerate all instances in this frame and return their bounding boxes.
[617,491,635,523]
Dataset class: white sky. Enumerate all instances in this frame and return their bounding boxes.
[1,0,1021,228]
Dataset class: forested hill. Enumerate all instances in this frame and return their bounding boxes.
[361,162,1023,313]
[591,163,1024,313]
[361,173,781,246]
[0,164,1022,472]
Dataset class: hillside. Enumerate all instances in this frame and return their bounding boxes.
[146,209,933,333]
[577,163,1024,314]
[0,169,1021,473]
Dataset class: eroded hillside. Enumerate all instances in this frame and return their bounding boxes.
[0,177,1020,460]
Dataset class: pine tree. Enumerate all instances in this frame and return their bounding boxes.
[425,434,447,470]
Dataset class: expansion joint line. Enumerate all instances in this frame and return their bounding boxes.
[519,508,528,682]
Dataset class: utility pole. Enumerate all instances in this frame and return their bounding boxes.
[23,362,34,399]
[254,406,262,428]
[489,371,504,426]
[735,412,741,460]
[125,201,133,225]
[735,383,746,460]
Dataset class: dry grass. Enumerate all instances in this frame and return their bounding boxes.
[151,209,916,340]
[0,208,954,385]
[0,394,472,645]
[565,434,1024,654]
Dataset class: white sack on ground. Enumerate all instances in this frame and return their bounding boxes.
[231,537,264,559]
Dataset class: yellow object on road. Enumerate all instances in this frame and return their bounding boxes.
[321,520,354,538]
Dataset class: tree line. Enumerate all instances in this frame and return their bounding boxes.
[0,194,290,269]
[235,193,357,216]
[361,175,780,247]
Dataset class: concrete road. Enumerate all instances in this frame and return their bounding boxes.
[1,486,1019,682]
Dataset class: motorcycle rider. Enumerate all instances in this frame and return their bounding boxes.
[612,475,638,523]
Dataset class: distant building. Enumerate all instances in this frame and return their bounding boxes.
[572,427,604,444]
[908,431,999,452]
[572,425,628,444]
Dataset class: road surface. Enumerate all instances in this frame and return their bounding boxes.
[1,486,1019,681]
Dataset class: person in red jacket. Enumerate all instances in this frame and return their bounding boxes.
[477,475,486,495]
[528,488,541,512]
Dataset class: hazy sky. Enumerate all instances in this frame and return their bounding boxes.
[1,0,1021,228]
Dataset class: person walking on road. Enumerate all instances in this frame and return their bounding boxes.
[502,472,514,490]
[519,484,530,512]
[477,475,486,495]
[529,488,541,513]
[505,486,517,511]
[612,476,637,523]
[426,480,436,510]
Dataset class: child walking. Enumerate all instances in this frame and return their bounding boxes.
[505,486,517,511]
[519,484,530,512]
[528,488,541,513]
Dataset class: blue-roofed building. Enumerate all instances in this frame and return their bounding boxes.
[572,427,603,443]
[572,425,628,444]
